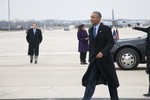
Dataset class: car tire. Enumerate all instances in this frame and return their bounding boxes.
[116,48,140,70]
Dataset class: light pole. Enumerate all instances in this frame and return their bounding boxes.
[44,20,45,32]
[8,0,11,31]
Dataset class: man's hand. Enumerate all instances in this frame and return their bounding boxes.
[96,52,103,59]
[145,56,147,60]
[85,37,89,40]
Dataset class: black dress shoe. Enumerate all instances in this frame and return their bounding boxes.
[35,61,37,64]
[80,62,84,65]
[83,62,88,64]
[143,92,150,96]
[30,59,33,63]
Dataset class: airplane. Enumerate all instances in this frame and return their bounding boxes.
[102,9,149,28]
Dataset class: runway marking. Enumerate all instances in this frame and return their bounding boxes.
[0,52,78,57]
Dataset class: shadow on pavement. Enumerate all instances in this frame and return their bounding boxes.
[1,98,150,100]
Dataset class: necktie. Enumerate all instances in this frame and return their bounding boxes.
[93,27,96,38]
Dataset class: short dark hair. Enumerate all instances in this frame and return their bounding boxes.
[32,23,37,25]
[93,11,102,19]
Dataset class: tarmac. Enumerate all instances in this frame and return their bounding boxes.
[0,28,150,100]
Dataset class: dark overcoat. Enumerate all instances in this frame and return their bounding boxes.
[26,28,43,55]
[134,27,150,73]
[82,23,120,88]
[77,30,89,53]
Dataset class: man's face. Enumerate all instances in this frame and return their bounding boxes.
[32,24,37,29]
[90,13,100,26]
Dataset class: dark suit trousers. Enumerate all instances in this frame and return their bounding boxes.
[80,52,87,63]
[148,73,150,93]
[148,60,150,92]
[83,62,119,100]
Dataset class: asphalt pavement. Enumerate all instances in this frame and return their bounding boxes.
[0,29,149,100]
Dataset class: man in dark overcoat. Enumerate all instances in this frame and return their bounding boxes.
[82,11,120,100]
[133,26,150,96]
[26,23,43,64]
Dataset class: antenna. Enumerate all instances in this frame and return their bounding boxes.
[8,0,11,31]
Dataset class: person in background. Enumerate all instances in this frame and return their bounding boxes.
[77,24,89,65]
[26,23,43,64]
[133,26,150,97]
[112,27,119,43]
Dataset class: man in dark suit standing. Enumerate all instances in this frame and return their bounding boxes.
[26,23,43,64]
[82,11,120,100]
[133,26,150,97]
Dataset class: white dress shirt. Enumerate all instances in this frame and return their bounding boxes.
[33,29,36,34]
[94,23,101,36]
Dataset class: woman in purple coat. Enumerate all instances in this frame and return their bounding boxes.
[77,24,89,65]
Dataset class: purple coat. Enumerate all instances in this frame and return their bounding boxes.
[77,30,89,53]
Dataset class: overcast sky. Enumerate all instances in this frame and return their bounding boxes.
[0,0,150,21]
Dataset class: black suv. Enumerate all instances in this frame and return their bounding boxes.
[111,35,147,70]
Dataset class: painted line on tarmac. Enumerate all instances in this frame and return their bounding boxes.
[0,52,78,57]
